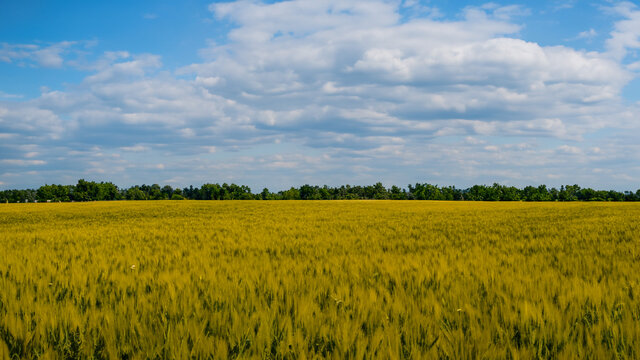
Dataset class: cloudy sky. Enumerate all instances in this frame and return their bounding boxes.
[1,0,640,191]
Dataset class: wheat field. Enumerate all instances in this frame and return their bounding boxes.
[0,201,639,359]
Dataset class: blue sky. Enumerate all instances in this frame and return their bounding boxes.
[1,0,640,191]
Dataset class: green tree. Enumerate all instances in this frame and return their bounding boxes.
[161,185,174,199]
[36,184,55,202]
[389,185,406,200]
[126,187,147,200]
[281,187,300,200]
[74,179,100,201]
[261,188,271,200]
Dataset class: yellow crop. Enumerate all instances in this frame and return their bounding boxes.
[1,201,639,359]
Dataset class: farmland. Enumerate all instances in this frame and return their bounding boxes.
[1,201,639,359]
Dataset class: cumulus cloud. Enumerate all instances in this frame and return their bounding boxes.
[1,0,640,190]
[577,28,597,40]
[85,53,162,83]
[189,0,632,143]
[605,2,640,60]
[0,41,77,68]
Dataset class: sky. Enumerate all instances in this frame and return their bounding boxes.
[1,0,640,191]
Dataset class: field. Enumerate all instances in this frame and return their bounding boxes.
[1,201,639,359]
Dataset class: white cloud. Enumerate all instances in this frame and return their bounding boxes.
[605,2,640,60]
[0,91,23,99]
[183,0,632,144]
[557,144,582,155]
[553,0,577,11]
[577,28,597,40]
[85,54,161,83]
[0,104,67,139]
[0,159,46,166]
[120,145,149,152]
[0,41,75,68]
[1,0,640,190]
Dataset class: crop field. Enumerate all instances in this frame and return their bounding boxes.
[1,201,639,359]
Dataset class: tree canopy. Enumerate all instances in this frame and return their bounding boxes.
[1,180,639,203]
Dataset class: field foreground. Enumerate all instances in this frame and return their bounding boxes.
[1,201,639,359]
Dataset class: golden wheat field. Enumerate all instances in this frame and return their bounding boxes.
[0,201,639,359]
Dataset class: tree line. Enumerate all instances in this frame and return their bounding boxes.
[1,179,639,203]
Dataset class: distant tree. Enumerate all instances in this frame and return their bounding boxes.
[389,185,406,200]
[161,185,174,199]
[319,186,331,200]
[299,184,316,200]
[577,188,596,201]
[100,182,120,200]
[372,182,389,199]
[261,188,271,200]
[149,187,166,200]
[4,180,639,202]
[200,184,221,200]
[536,185,552,201]
[126,187,147,200]
[36,184,55,202]
[500,186,520,201]
[559,185,580,201]
[608,190,624,202]
[465,185,488,201]
[281,187,301,200]
[73,179,101,201]
[440,186,461,200]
